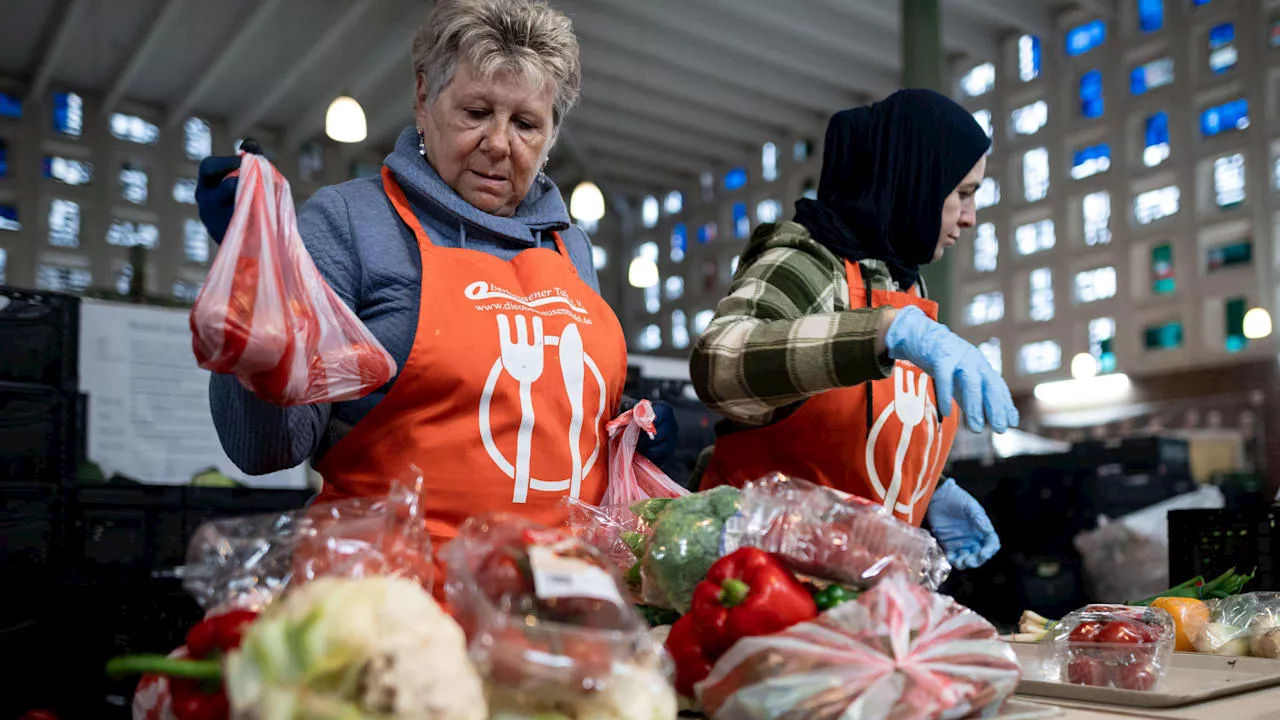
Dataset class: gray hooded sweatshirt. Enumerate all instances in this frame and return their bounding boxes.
[210,126,600,475]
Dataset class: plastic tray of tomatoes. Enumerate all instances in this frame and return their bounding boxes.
[1043,604,1175,692]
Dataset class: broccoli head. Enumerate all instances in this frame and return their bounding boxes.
[635,487,740,613]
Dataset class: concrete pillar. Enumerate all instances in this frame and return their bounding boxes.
[901,0,953,324]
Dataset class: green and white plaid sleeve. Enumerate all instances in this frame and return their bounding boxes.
[689,223,894,427]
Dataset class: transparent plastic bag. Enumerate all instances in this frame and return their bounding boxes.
[1197,592,1280,657]
[565,499,650,579]
[602,399,690,506]
[190,153,396,405]
[183,474,432,612]
[698,575,1020,720]
[721,474,950,590]
[1042,604,1175,691]
[635,486,741,613]
[439,513,678,719]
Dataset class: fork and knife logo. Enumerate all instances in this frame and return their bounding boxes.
[478,312,605,504]
[865,365,945,522]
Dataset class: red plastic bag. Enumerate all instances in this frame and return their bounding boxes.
[601,399,689,506]
[190,153,395,405]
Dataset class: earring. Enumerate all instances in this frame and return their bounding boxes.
[416,127,426,157]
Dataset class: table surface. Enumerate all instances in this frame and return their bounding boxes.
[1016,683,1280,720]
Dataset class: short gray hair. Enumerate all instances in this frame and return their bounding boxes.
[413,0,581,127]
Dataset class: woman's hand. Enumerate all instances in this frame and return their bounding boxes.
[882,305,1018,434]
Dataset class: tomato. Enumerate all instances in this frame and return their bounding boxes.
[1068,620,1105,643]
[1118,661,1159,691]
[18,711,60,720]
[1097,620,1146,645]
[1067,656,1107,686]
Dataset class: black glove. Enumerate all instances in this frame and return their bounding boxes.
[195,139,262,245]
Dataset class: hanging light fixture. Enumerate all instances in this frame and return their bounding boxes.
[570,181,606,223]
[628,256,659,288]
[1243,307,1273,340]
[325,96,367,143]
[1070,352,1099,380]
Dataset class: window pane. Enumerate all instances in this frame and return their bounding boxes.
[1074,266,1117,303]
[1066,20,1107,56]
[1271,18,1280,48]
[592,246,607,270]
[184,117,212,160]
[1079,70,1104,118]
[1089,317,1117,372]
[973,109,994,153]
[1213,153,1246,208]
[1019,341,1061,374]
[974,223,998,272]
[1144,321,1183,350]
[1012,100,1048,136]
[733,202,749,239]
[1131,57,1174,95]
[107,219,159,248]
[671,309,690,350]
[44,156,93,185]
[173,178,197,204]
[36,264,91,293]
[0,248,6,284]
[53,92,83,137]
[761,142,778,182]
[1151,244,1175,295]
[793,139,813,162]
[1019,35,1042,81]
[1138,0,1164,32]
[638,324,661,351]
[694,309,715,334]
[724,167,747,191]
[670,223,687,263]
[1206,239,1252,272]
[1023,147,1050,202]
[120,163,148,205]
[48,199,80,248]
[700,171,714,202]
[1208,23,1237,73]
[1016,219,1055,255]
[961,63,996,97]
[1144,112,1171,167]
[665,275,684,301]
[965,291,1004,326]
[641,196,659,228]
[109,113,160,144]
[976,178,1000,209]
[1225,296,1248,352]
[1072,143,1111,179]
[638,241,659,263]
[1134,186,1180,224]
[116,264,134,295]
[645,284,660,314]
[755,199,780,224]
[664,190,683,215]
[0,138,7,178]
[697,222,717,244]
[0,204,18,231]
[1083,191,1111,246]
[184,219,209,263]
[979,338,1003,375]
[0,91,21,119]
[801,182,817,201]
[1200,99,1249,138]
[173,280,202,304]
[1030,267,1054,321]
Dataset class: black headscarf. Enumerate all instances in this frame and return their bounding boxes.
[794,89,992,290]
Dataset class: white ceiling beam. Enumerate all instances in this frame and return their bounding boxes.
[29,0,89,100]
[102,0,189,115]
[579,78,778,146]
[166,0,290,127]
[576,134,710,176]
[559,1,843,113]
[284,21,417,150]
[947,0,1055,37]
[593,159,696,192]
[230,0,378,138]
[567,107,748,163]
[581,42,819,131]
[811,0,1000,62]
[702,0,897,74]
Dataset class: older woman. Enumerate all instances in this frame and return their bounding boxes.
[195,0,673,541]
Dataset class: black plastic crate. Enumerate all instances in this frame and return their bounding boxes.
[0,483,60,623]
[1073,436,1191,478]
[1013,555,1088,619]
[0,286,79,390]
[0,382,76,484]
[1082,471,1196,520]
[64,484,186,582]
[0,616,66,720]
[1169,505,1278,591]
[182,485,312,540]
[940,554,1019,630]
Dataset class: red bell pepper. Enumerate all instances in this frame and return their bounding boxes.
[665,547,817,697]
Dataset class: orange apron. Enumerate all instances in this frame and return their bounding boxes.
[314,168,627,545]
[701,260,960,526]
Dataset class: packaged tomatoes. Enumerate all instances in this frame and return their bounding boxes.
[1044,604,1175,692]
[190,153,395,405]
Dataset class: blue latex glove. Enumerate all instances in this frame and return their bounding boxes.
[636,400,678,465]
[884,305,1019,434]
[195,141,261,245]
[926,477,1000,570]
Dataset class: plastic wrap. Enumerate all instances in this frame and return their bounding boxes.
[602,399,691,507]
[565,499,649,579]
[721,474,950,590]
[439,513,678,720]
[183,475,432,612]
[190,152,396,406]
[1194,592,1280,657]
[697,574,1020,720]
[1043,604,1175,691]
[635,487,741,613]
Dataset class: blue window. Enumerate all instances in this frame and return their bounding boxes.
[0,92,20,119]
[1208,23,1237,73]
[1200,99,1249,138]
[1137,0,1163,33]
[53,92,83,137]
[1071,143,1111,179]
[724,167,747,191]
[697,222,716,244]
[1131,58,1173,95]
[1066,20,1106,56]
[0,139,7,178]
[1144,112,1171,167]
[1080,70,1104,118]
[670,223,687,263]
[732,202,750,239]
[0,204,19,232]
[1192,0,1211,5]
[1019,35,1041,81]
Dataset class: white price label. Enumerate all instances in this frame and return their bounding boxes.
[528,541,624,605]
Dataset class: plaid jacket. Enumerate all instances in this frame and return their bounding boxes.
[689,220,901,428]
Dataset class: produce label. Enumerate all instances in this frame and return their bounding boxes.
[529,539,623,604]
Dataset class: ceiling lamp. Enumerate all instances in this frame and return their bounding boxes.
[1243,307,1272,340]
[628,256,659,289]
[325,96,367,143]
[1070,352,1098,380]
[570,181,606,223]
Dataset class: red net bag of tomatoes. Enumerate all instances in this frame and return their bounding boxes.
[1043,604,1176,691]
[190,153,396,405]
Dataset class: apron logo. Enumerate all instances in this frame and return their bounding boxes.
[865,365,945,522]
[479,313,608,504]
[465,280,590,316]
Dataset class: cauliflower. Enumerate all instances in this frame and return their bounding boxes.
[224,576,486,720]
